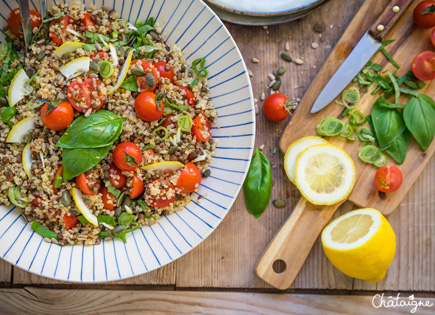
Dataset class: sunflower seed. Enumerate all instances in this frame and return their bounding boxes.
[84,108,92,117]
[280,52,292,62]
[248,69,254,77]
[255,103,259,115]
[259,144,265,151]
[131,68,146,76]
[260,92,265,101]
[273,199,286,208]
[285,41,290,51]
[44,237,51,243]
[268,80,276,88]
[252,57,260,63]
[311,42,319,49]
[51,238,59,244]
[294,58,304,65]
[268,73,275,81]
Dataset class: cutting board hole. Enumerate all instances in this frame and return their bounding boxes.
[272,259,286,273]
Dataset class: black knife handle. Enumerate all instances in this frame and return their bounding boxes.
[369,0,414,42]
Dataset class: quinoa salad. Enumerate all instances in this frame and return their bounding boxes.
[0,2,217,245]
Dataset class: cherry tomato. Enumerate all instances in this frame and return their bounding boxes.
[99,185,114,211]
[431,29,435,48]
[113,142,142,171]
[412,51,435,81]
[178,86,196,106]
[413,0,435,28]
[67,78,106,112]
[134,91,164,122]
[129,174,144,199]
[90,51,108,60]
[8,8,42,39]
[192,114,212,142]
[40,101,74,131]
[374,166,403,193]
[153,61,175,83]
[162,114,176,128]
[130,60,158,92]
[145,179,176,208]
[63,214,79,229]
[31,196,44,208]
[49,15,72,45]
[53,166,63,194]
[109,163,127,189]
[176,162,202,194]
[81,12,95,30]
[76,172,99,196]
[263,93,291,122]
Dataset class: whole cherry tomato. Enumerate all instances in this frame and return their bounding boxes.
[8,8,41,39]
[67,78,106,112]
[109,163,127,189]
[76,172,99,196]
[145,179,176,208]
[49,15,73,45]
[53,166,63,194]
[130,60,158,92]
[129,174,144,199]
[134,91,164,121]
[113,142,143,171]
[192,114,212,142]
[63,214,79,229]
[178,86,196,106]
[176,162,202,194]
[99,185,114,211]
[374,166,403,193]
[263,93,291,122]
[40,101,74,131]
[413,0,435,28]
[81,12,95,30]
[412,51,435,81]
[153,61,175,83]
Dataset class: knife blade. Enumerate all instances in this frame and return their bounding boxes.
[311,0,414,114]
[18,0,32,51]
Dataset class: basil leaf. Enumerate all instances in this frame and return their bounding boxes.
[57,110,124,149]
[243,149,272,218]
[118,212,134,227]
[371,97,406,149]
[77,215,89,224]
[120,76,138,92]
[62,145,112,180]
[403,95,435,151]
[103,180,122,198]
[31,220,59,240]
[136,25,153,35]
[97,215,116,226]
[385,129,411,164]
[85,31,110,43]
[114,222,140,243]
[82,44,96,51]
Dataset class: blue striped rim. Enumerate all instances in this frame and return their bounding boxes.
[67,245,74,280]
[0,12,7,21]
[140,228,161,265]
[192,192,226,210]
[213,134,254,139]
[205,47,236,69]
[209,71,246,89]
[165,0,194,42]
[213,156,250,162]
[134,0,146,24]
[212,121,253,129]
[190,200,222,219]
[112,239,122,278]
[28,238,43,271]
[216,146,252,150]
[181,15,213,51]
[3,222,28,256]
[203,36,230,59]
[158,222,182,255]
[215,97,250,110]
[218,109,253,118]
[0,206,16,222]
[200,184,233,198]
[16,231,34,264]
[150,225,172,260]
[184,206,213,228]
[208,175,240,186]
[208,60,241,81]
[154,0,166,21]
[164,216,192,247]
[54,245,62,277]
[0,215,20,240]
[80,243,84,281]
[161,0,181,33]
[174,5,206,44]
[145,0,156,22]
[209,165,245,174]
[132,232,148,271]
[40,243,52,274]
[174,212,202,239]
[185,25,223,60]
[93,245,95,281]
[102,239,108,280]
[123,242,135,276]
[210,85,249,99]
[2,0,12,11]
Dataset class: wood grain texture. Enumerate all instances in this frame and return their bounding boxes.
[0,259,11,283]
[1,288,434,315]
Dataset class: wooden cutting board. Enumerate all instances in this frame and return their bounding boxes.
[255,0,435,290]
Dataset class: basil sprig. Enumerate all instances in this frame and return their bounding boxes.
[120,76,138,92]
[31,220,59,240]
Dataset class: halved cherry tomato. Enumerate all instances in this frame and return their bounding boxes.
[31,196,44,208]
[153,61,175,83]
[90,51,108,60]
[192,114,212,142]
[129,174,144,199]
[413,0,435,28]
[109,163,127,189]
[176,162,202,194]
[8,8,41,39]
[134,91,164,122]
[76,172,99,196]
[53,166,63,194]
[63,214,80,229]
[81,12,95,30]
[99,185,114,211]
[162,114,176,128]
[431,29,435,48]
[412,51,435,81]
[113,142,143,171]
[178,86,196,106]
[374,166,403,193]
[67,78,106,112]
[49,15,72,45]
[130,60,158,92]
[145,179,176,208]
[40,101,74,131]
[263,93,291,122]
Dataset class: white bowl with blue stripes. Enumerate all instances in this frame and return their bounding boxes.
[0,0,254,282]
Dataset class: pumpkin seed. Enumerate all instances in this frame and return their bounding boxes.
[131,68,146,76]
[277,66,286,75]
[145,72,156,87]
[90,61,100,72]
[117,192,126,208]
[280,52,292,62]
[116,46,125,57]
[37,51,46,61]
[272,80,281,91]
[24,67,36,78]
[115,206,122,219]
[20,213,28,223]
[273,199,286,208]
[122,196,131,208]
[106,229,114,238]
[168,145,178,155]
[61,191,72,207]
[0,96,7,106]
[70,208,80,215]
[150,31,160,41]
[202,169,211,178]
[113,225,125,234]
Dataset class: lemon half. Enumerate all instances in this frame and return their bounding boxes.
[6,117,35,143]
[321,208,396,282]
[294,144,355,205]
[8,68,33,106]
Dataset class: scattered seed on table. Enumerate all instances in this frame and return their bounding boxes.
[285,42,290,51]
[272,80,281,91]
[252,57,260,63]
[268,73,275,81]
[273,147,277,154]
[313,23,325,33]
[281,52,292,63]
[248,69,254,77]
[255,103,259,115]
[277,66,286,75]
[311,42,319,49]
[260,92,265,101]
[294,58,304,65]
[268,80,276,88]
[259,144,265,151]
[273,199,286,208]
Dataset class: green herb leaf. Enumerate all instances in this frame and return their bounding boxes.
[385,129,411,164]
[387,71,400,105]
[44,98,65,117]
[164,96,190,110]
[118,212,134,227]
[120,76,138,92]
[77,215,89,224]
[124,151,139,167]
[8,186,28,208]
[103,180,122,198]
[1,107,17,125]
[31,220,59,240]
[114,222,140,243]
[97,215,116,226]
[86,31,110,44]
[82,44,97,51]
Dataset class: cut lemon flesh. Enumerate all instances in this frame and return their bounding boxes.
[60,57,90,78]
[22,142,32,178]
[8,68,33,106]
[321,208,396,282]
[6,117,35,143]
[109,43,118,66]
[71,187,98,226]
[141,161,183,172]
[284,136,328,183]
[294,144,355,205]
[108,49,133,95]
[53,41,85,58]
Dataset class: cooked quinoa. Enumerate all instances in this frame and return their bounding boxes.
[0,2,217,245]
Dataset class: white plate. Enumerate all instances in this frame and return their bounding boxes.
[0,0,254,283]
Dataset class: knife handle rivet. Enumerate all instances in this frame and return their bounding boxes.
[376,24,385,32]
[392,5,400,13]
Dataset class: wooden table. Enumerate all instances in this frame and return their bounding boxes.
[1,0,434,313]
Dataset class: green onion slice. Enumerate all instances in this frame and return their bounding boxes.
[178,115,193,132]
[316,117,344,136]
[8,186,28,208]
[189,79,198,89]
[336,86,360,108]
[339,123,353,139]
[349,110,367,126]
[358,127,375,144]
[1,107,16,126]
[373,153,387,168]
[137,199,147,210]
[152,126,169,141]
[192,58,208,77]
[141,144,154,152]
[358,145,382,164]
[54,176,62,189]
[99,61,114,78]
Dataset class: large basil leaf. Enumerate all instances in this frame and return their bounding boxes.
[57,110,125,149]
[371,97,406,149]
[385,129,411,164]
[31,220,59,240]
[243,149,272,218]
[62,145,111,180]
[403,95,435,151]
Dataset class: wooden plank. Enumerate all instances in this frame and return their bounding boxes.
[0,259,11,284]
[1,288,434,314]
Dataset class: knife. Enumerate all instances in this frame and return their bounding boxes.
[18,0,32,51]
[311,0,414,113]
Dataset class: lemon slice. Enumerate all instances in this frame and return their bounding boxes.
[321,208,396,282]
[60,57,90,78]
[141,161,183,172]
[53,41,85,58]
[6,117,35,143]
[295,144,355,205]
[108,49,133,95]
[109,43,118,66]
[8,68,33,106]
[71,187,98,226]
[284,136,328,184]
[22,142,32,178]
